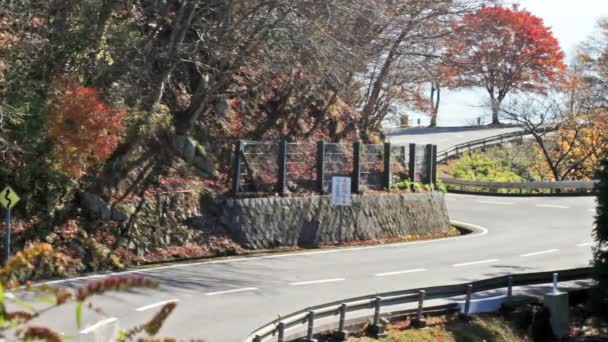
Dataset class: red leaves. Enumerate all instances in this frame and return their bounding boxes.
[446,5,566,93]
[76,275,159,302]
[46,75,127,178]
[23,326,62,342]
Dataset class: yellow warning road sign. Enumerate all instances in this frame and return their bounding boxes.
[0,186,20,209]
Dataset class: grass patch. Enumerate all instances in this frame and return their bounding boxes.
[351,315,523,342]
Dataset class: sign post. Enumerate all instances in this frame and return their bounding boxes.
[331,177,352,243]
[0,186,20,264]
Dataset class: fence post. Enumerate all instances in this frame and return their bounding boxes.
[306,311,316,342]
[424,144,433,184]
[317,141,325,193]
[335,303,348,341]
[409,144,416,184]
[232,140,244,195]
[353,141,361,194]
[383,142,392,190]
[278,140,287,194]
[432,145,438,186]
[413,290,427,328]
[277,322,285,342]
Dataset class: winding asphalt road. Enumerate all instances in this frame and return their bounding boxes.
[22,193,596,342]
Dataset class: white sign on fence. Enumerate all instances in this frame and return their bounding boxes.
[331,177,352,206]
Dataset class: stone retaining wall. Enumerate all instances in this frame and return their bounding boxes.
[220,192,449,249]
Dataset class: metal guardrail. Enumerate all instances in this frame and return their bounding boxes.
[440,177,599,192]
[437,127,555,164]
[246,267,593,342]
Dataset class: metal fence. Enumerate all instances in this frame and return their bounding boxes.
[246,267,592,342]
[232,141,438,195]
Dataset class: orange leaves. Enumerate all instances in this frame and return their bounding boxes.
[446,5,566,93]
[46,76,126,178]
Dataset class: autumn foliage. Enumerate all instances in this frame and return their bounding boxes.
[446,5,566,124]
[46,76,126,178]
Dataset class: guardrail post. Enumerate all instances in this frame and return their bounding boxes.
[409,144,416,184]
[278,140,287,194]
[413,290,427,328]
[383,142,392,190]
[252,335,261,342]
[317,141,325,193]
[455,146,459,158]
[306,311,317,342]
[277,322,285,342]
[461,284,473,320]
[232,140,244,195]
[353,141,361,194]
[368,297,386,338]
[507,276,513,299]
[335,303,348,341]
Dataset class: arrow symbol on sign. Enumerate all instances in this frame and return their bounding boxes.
[4,189,11,209]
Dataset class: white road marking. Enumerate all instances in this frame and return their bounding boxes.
[520,249,559,257]
[289,278,345,286]
[577,242,594,247]
[135,299,179,312]
[375,268,427,277]
[79,317,118,334]
[453,259,499,267]
[477,200,514,205]
[205,287,258,296]
[535,204,570,209]
[37,220,489,287]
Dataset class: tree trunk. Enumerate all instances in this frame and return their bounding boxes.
[490,97,501,125]
[429,82,440,128]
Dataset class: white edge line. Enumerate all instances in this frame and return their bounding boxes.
[375,268,427,277]
[135,299,179,312]
[80,317,118,334]
[535,204,570,209]
[38,220,489,286]
[453,259,499,267]
[205,287,258,296]
[520,249,560,257]
[289,278,345,286]
[577,242,594,247]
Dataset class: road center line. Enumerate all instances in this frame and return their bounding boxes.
[453,259,499,267]
[520,249,559,257]
[535,204,570,209]
[375,268,427,277]
[477,200,514,205]
[79,317,118,334]
[289,278,345,286]
[577,242,594,247]
[205,287,259,296]
[135,299,179,312]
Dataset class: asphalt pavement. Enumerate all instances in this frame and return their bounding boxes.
[18,193,596,342]
[386,127,523,151]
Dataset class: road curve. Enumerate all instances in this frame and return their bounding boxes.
[29,194,595,342]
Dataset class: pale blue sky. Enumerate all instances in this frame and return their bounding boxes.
[414,0,608,127]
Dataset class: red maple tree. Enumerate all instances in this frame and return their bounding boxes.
[445,5,566,125]
[46,76,126,178]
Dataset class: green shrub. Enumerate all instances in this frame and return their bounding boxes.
[451,151,524,182]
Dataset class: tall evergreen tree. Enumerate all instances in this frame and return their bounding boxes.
[594,159,608,314]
